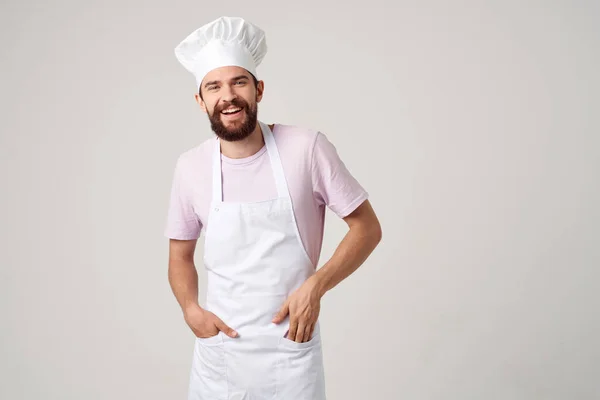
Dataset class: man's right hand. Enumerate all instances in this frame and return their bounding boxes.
[184,304,238,339]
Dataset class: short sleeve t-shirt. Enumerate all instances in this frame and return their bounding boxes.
[163,123,368,267]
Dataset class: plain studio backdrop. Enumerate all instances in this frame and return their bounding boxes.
[1,0,599,399]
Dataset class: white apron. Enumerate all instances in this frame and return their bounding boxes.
[187,121,327,400]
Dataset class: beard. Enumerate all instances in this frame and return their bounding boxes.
[208,97,258,142]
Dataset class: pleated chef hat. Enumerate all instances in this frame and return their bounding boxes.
[174,16,268,90]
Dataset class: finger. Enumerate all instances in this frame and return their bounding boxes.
[295,321,306,343]
[304,323,314,343]
[214,317,238,338]
[272,301,290,324]
[288,317,299,342]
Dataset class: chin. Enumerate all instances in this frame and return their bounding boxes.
[221,114,247,125]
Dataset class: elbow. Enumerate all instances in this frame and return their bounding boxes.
[372,221,382,244]
[363,218,382,245]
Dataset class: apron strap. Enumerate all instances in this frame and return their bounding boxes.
[260,121,290,200]
[212,135,223,203]
[212,121,290,203]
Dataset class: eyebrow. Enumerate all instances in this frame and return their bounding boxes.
[203,75,250,88]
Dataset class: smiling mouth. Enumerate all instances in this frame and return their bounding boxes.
[221,107,243,115]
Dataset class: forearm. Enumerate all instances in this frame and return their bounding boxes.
[168,258,201,314]
[313,221,381,297]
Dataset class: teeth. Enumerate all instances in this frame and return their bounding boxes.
[222,107,241,114]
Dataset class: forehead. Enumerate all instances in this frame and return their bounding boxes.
[201,66,251,85]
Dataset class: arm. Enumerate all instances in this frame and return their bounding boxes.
[272,199,382,342]
[168,238,238,338]
[313,199,382,296]
[167,238,200,314]
[164,156,237,339]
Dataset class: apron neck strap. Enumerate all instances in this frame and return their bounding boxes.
[212,121,290,203]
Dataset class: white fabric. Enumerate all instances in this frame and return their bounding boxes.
[187,121,326,400]
[174,16,268,89]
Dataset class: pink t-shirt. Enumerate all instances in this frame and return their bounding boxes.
[163,123,369,267]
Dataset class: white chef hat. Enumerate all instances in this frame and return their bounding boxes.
[174,16,268,90]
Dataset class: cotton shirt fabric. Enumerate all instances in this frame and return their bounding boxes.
[163,123,368,267]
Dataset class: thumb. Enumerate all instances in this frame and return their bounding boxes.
[215,317,238,338]
[272,301,289,324]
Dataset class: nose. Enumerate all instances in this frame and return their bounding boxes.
[220,84,237,103]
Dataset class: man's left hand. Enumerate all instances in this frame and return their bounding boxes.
[272,275,323,343]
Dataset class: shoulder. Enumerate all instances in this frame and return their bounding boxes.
[272,123,321,152]
[173,137,215,172]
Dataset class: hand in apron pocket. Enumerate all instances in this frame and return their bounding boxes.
[276,328,326,398]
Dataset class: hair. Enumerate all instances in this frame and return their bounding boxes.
[198,72,259,101]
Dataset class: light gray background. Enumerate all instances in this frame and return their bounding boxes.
[1,0,599,399]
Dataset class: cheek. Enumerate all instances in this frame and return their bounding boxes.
[205,102,218,115]
[239,88,257,102]
[200,95,217,112]
[244,94,258,107]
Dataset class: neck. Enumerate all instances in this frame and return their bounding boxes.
[219,123,272,159]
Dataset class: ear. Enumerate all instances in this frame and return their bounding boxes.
[256,80,265,103]
[195,93,208,114]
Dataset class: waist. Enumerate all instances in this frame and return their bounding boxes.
[205,293,288,329]
[205,264,314,299]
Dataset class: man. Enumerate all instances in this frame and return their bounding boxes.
[164,16,382,400]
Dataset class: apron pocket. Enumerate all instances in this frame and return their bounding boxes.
[279,330,321,350]
[188,333,227,400]
[225,335,278,399]
[275,332,326,399]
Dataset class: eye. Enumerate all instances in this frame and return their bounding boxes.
[235,80,246,85]
[207,85,219,91]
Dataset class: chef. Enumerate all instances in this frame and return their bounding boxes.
[164,16,382,400]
